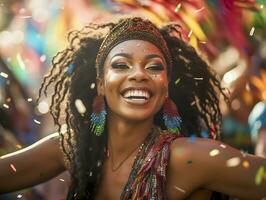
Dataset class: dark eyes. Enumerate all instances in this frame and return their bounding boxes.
[111,63,129,69]
[146,64,164,71]
[111,62,164,71]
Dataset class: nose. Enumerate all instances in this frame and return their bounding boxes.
[128,66,149,82]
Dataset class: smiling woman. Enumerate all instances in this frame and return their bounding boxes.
[0,17,266,200]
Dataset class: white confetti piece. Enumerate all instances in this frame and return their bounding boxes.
[195,7,205,13]
[220,144,226,148]
[90,83,96,89]
[16,54,26,70]
[40,55,46,62]
[174,185,186,193]
[75,99,86,114]
[226,157,241,167]
[188,30,193,38]
[59,179,65,182]
[249,27,255,36]
[10,163,17,172]
[34,119,41,125]
[17,194,22,198]
[194,77,203,80]
[27,98,32,102]
[174,3,182,12]
[0,72,8,78]
[3,104,9,109]
[209,149,220,157]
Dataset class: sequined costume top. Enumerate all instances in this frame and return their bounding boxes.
[120,128,178,200]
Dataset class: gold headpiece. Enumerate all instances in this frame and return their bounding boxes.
[95,17,172,77]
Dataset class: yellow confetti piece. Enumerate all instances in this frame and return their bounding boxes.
[209,149,220,157]
[242,160,250,168]
[174,3,182,12]
[175,78,181,85]
[255,166,265,185]
[16,144,22,149]
[249,27,255,36]
[10,164,17,172]
[0,72,8,78]
[226,157,241,167]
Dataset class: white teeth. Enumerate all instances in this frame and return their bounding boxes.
[123,90,150,99]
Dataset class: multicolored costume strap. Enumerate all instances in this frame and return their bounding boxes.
[120,127,179,200]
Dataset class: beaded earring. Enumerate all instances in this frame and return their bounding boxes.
[163,97,182,134]
[90,95,107,136]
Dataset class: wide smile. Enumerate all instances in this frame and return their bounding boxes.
[120,88,153,105]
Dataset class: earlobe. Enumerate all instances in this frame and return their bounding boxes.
[96,78,104,95]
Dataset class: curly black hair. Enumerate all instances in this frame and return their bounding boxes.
[38,17,228,199]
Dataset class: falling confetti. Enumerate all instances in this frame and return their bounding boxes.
[40,55,46,62]
[90,83,96,89]
[10,164,17,172]
[188,30,193,38]
[3,104,9,109]
[209,149,220,157]
[17,194,22,198]
[190,101,196,106]
[255,166,265,185]
[27,98,32,102]
[174,3,182,12]
[6,97,11,102]
[194,77,203,80]
[175,78,181,85]
[16,54,26,70]
[59,179,65,182]
[260,4,264,9]
[242,160,250,168]
[249,27,255,36]
[220,144,226,148]
[0,72,8,78]
[226,157,241,167]
[33,119,41,125]
[75,99,86,114]
[195,7,205,13]
[16,144,22,149]
[174,185,186,193]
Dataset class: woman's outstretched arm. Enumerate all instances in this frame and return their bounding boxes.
[0,132,66,194]
[169,137,266,200]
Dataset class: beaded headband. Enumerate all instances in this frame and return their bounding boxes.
[95,17,173,78]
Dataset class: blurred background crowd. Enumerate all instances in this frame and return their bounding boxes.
[0,0,265,199]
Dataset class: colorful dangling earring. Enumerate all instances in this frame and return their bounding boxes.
[163,97,182,134]
[90,95,107,136]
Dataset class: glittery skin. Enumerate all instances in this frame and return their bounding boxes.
[95,17,173,78]
[120,127,178,200]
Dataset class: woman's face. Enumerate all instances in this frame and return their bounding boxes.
[99,39,168,122]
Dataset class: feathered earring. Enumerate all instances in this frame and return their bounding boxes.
[90,95,107,136]
[163,97,182,134]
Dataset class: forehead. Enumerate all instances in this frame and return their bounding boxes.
[106,39,165,59]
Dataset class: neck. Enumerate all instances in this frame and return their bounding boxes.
[107,113,154,158]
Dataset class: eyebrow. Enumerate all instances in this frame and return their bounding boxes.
[111,53,165,61]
